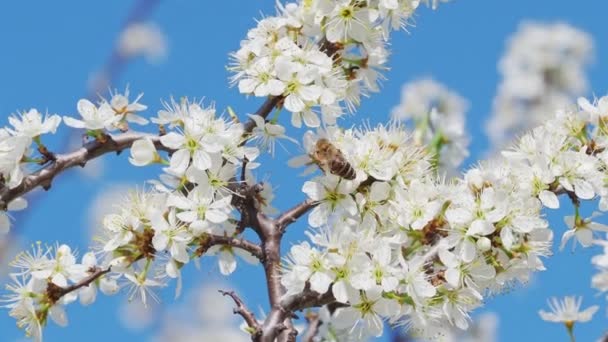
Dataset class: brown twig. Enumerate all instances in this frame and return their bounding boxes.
[195,234,263,261]
[219,290,262,338]
[47,267,111,304]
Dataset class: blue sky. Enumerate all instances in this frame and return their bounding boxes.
[1,1,608,341]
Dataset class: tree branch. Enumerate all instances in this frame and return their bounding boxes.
[195,234,263,261]
[276,199,317,232]
[257,212,283,307]
[236,89,339,341]
[2,96,284,209]
[233,182,287,342]
[233,183,330,341]
[0,131,172,208]
[47,267,111,304]
[219,290,262,338]
[281,287,336,313]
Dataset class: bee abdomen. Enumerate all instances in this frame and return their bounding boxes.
[329,159,357,180]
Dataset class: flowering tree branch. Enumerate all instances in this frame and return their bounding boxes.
[0,132,171,209]
[1,95,283,212]
[253,214,285,341]
[4,1,608,342]
[231,186,330,341]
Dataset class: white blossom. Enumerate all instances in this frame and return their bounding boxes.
[129,138,160,166]
[539,296,598,324]
[104,87,149,127]
[63,99,120,131]
[561,213,608,249]
[7,109,61,138]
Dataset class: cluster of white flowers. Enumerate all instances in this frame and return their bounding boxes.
[2,92,280,341]
[94,185,258,286]
[486,22,594,149]
[6,1,608,341]
[96,99,277,288]
[141,100,255,179]
[0,109,62,233]
[283,94,608,340]
[230,0,443,128]
[391,78,470,173]
[0,89,154,235]
[3,244,119,341]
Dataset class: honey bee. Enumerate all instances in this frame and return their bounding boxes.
[311,138,357,180]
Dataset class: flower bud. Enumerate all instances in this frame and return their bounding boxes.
[476,236,492,252]
[129,138,158,166]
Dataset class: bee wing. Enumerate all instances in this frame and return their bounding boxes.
[300,165,319,177]
[288,154,312,168]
